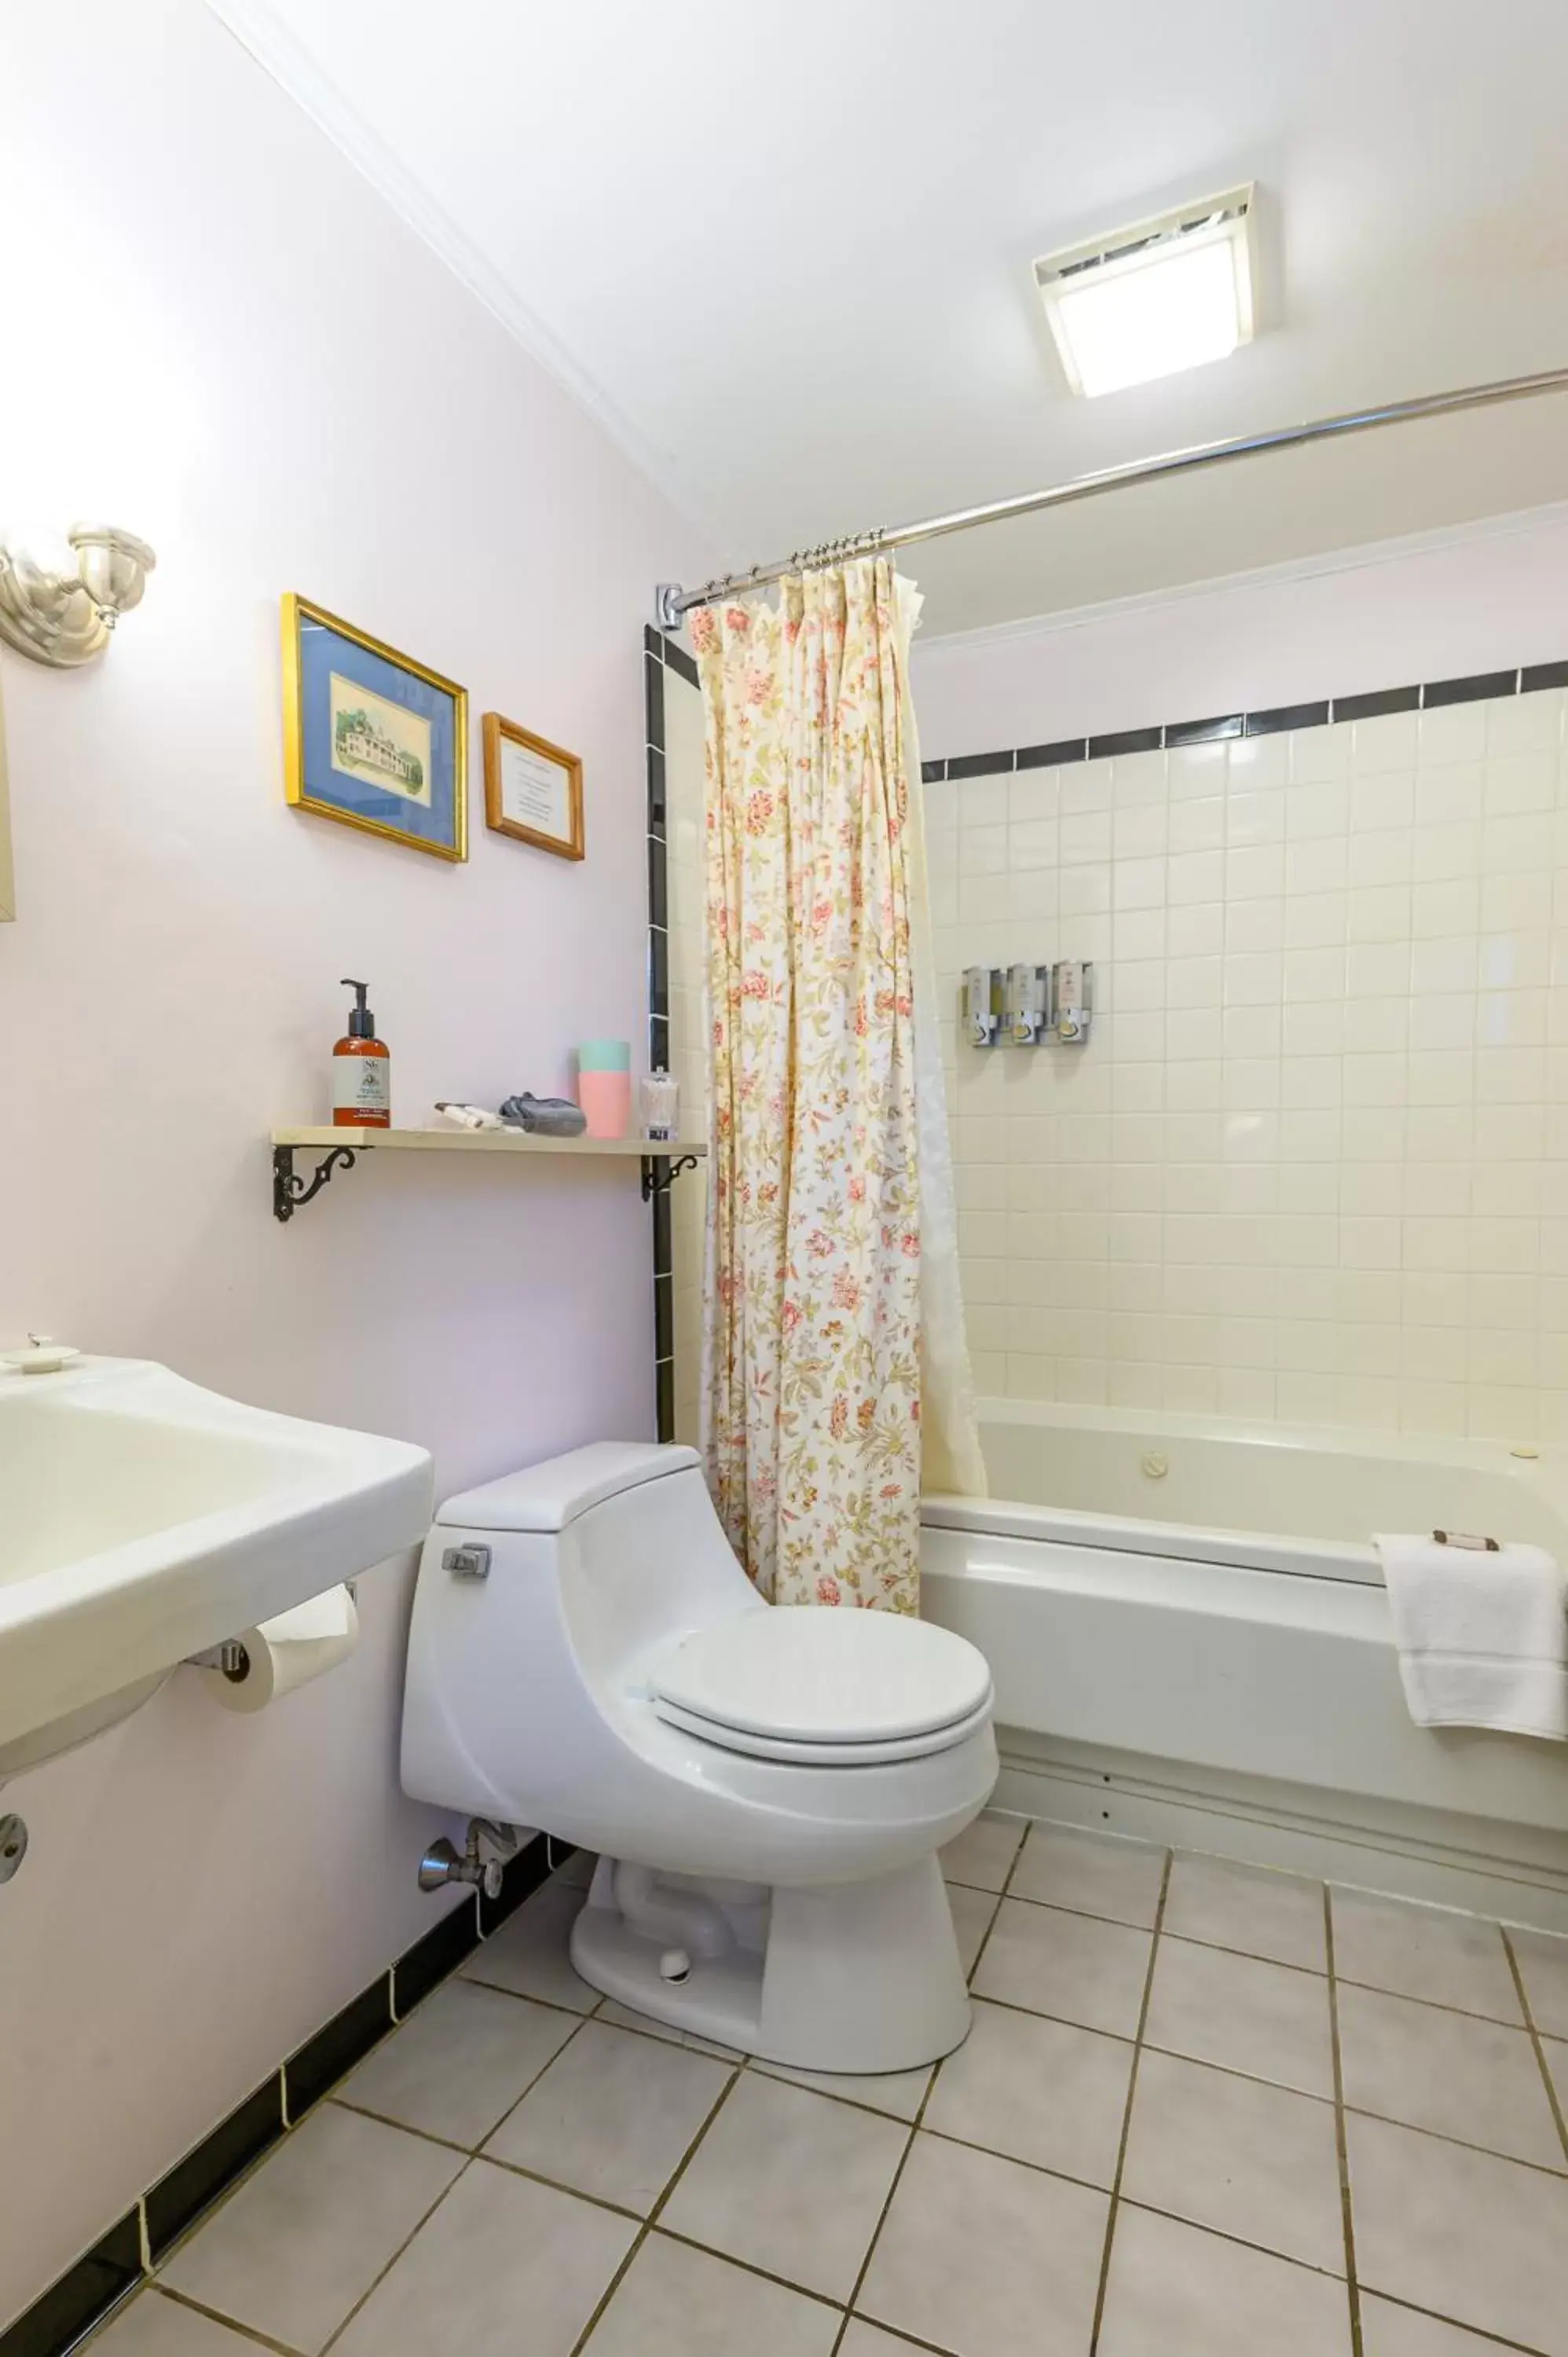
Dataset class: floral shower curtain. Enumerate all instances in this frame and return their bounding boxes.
[691,557,976,1612]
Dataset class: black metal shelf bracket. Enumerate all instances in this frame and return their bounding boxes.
[640,1153,702,1203]
[273,1143,359,1223]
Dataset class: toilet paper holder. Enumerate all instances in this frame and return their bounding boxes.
[183,1638,251,1682]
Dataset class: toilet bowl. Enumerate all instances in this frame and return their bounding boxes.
[401,1442,998,2072]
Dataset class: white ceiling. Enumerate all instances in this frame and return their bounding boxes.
[211,0,1568,636]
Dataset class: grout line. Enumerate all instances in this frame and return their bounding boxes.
[152,2286,305,2355]
[1500,1927,1568,2168]
[314,2157,476,2357]
[1324,1884,1365,2357]
[653,2226,846,2315]
[564,2051,747,2356]
[1360,2288,1556,2357]
[1087,1846,1172,2355]
[824,2076,921,2354]
[965,1871,1562,2040]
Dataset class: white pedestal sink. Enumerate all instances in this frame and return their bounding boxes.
[0,1356,434,1780]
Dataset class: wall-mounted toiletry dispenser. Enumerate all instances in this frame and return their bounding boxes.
[1054,959,1094,1043]
[1004,963,1050,1046]
[963,966,1002,1047]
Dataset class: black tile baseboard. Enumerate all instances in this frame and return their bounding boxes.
[392,1892,482,2016]
[921,654,1566,780]
[0,2212,140,2357]
[285,1979,394,2122]
[146,2076,284,2262]
[1,1834,557,2357]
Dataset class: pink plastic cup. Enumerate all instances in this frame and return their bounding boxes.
[577,1069,632,1139]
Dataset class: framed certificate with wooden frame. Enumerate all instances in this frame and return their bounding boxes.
[482,713,584,860]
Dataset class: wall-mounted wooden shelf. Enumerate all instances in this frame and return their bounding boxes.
[269,1125,705,1222]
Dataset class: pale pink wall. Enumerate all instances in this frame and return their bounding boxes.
[912,509,1568,757]
[0,2,713,2326]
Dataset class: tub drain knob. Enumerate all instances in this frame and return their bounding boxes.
[1140,1451,1169,1480]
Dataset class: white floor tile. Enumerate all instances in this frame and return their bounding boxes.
[593,1998,741,2059]
[1143,1935,1335,2096]
[1513,1927,1568,2040]
[1360,2296,1527,2356]
[584,2232,839,2357]
[922,1997,1131,2187]
[1337,1982,1563,2168]
[972,1899,1152,2037]
[1097,2204,1351,2357]
[329,2159,636,2357]
[339,1981,577,2148]
[159,2103,461,2354]
[660,2070,906,2304]
[858,2130,1107,2357]
[462,1882,598,2013]
[484,2021,730,2213]
[1163,1853,1326,1971]
[750,2054,933,2121]
[1331,1890,1520,2022]
[86,2292,261,2355]
[1347,2110,1568,2354]
[1121,2049,1346,2273]
[1009,1826,1167,1929]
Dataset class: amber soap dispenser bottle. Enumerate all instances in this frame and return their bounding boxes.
[332,978,391,1127]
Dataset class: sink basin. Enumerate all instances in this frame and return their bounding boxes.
[0,1357,433,1777]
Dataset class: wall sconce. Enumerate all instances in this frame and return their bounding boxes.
[0,522,156,668]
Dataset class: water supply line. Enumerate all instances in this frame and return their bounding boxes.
[654,365,1568,625]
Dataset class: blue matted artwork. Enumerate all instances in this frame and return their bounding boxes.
[282,594,467,861]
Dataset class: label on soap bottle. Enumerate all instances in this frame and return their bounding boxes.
[333,1057,391,1116]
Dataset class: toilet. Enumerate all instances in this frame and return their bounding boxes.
[401,1441,998,2073]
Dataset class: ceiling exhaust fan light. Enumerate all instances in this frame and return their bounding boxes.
[1035,189,1255,398]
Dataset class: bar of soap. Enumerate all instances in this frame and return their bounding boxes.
[499,1092,588,1137]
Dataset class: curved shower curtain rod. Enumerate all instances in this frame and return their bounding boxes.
[654,365,1568,628]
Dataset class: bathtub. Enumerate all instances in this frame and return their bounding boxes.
[921,1400,1568,1926]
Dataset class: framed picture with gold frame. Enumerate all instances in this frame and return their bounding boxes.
[282,593,467,861]
[482,712,584,860]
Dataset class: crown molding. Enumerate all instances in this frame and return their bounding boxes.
[204,0,716,544]
[915,497,1568,661]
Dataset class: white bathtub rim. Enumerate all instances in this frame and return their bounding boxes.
[922,1490,1379,1584]
[926,1398,1566,1585]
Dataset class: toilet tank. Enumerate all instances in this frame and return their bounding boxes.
[400,1442,757,1822]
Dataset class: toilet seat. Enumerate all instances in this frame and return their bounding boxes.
[652,1689,995,1766]
[646,1607,993,1766]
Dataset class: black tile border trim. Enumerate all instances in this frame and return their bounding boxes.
[145,2075,285,2262]
[0,2212,141,2357]
[285,1978,394,2122]
[919,657,1559,779]
[392,1891,482,2016]
[647,632,673,1442]
[1,1834,560,2357]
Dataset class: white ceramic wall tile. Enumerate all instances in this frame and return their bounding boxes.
[929,689,1568,1442]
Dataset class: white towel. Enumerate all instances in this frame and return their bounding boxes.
[1376,1534,1568,1741]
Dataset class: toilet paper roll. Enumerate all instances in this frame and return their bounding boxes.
[202,1584,359,1714]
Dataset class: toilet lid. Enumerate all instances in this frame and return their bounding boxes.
[647,1608,993,1750]
[653,1689,995,1767]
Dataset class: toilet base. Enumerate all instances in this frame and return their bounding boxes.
[570,1853,972,2074]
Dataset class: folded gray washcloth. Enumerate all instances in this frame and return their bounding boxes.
[499,1092,588,1137]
